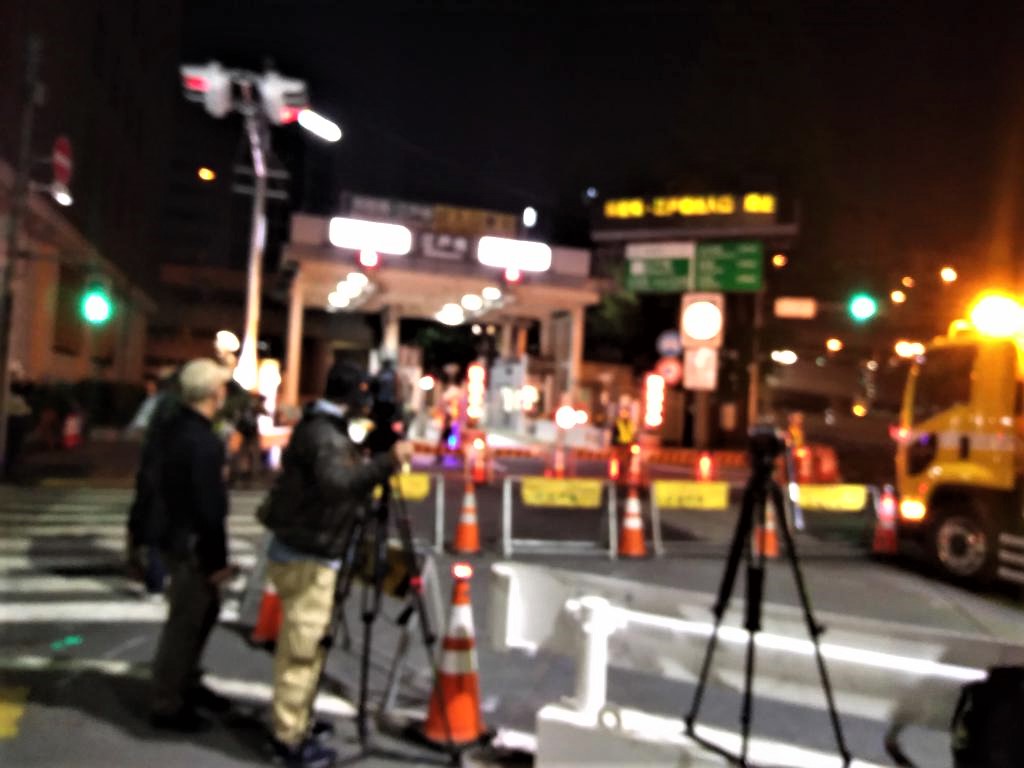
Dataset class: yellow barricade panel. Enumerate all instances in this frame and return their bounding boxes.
[520,478,604,509]
[797,484,868,512]
[372,472,432,502]
[653,480,730,510]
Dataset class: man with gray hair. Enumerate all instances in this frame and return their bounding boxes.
[150,358,237,732]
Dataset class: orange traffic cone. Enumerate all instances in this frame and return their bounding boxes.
[250,582,283,645]
[754,503,780,559]
[471,440,488,485]
[452,481,481,554]
[423,562,486,746]
[627,444,643,487]
[872,486,899,555]
[619,486,647,558]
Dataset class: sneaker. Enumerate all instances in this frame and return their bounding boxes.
[149,707,212,733]
[270,736,337,768]
[186,684,231,714]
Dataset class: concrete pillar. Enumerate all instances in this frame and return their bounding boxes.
[516,325,529,357]
[568,306,585,396]
[283,269,304,406]
[539,317,553,358]
[381,305,401,361]
[499,322,515,359]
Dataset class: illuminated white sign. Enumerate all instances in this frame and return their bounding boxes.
[477,236,552,272]
[328,216,412,255]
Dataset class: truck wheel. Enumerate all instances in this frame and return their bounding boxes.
[929,506,997,584]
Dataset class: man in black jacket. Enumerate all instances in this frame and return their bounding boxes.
[150,358,236,731]
[258,363,412,768]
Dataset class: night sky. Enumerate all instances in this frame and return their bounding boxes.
[180,0,1024,299]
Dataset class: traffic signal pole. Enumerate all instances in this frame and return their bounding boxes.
[235,80,269,392]
[0,35,41,474]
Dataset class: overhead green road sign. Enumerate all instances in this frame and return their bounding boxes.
[625,257,691,292]
[694,241,764,292]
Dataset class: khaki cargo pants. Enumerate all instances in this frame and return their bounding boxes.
[267,559,338,747]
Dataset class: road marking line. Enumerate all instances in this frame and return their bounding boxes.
[0,523,264,537]
[0,552,257,573]
[0,599,241,623]
[0,686,29,739]
[0,537,254,554]
[0,656,366,719]
[0,573,249,595]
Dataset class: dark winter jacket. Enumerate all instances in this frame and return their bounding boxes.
[159,405,229,574]
[258,401,396,559]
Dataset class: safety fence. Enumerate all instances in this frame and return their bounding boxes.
[998,533,1024,587]
[500,476,618,559]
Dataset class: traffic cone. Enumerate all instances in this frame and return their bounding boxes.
[452,481,481,554]
[250,582,283,646]
[62,412,82,450]
[471,440,488,485]
[423,562,486,746]
[627,444,643,487]
[872,486,899,555]
[753,503,780,559]
[619,486,647,558]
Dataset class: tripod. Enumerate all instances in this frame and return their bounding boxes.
[684,426,852,767]
[322,470,459,765]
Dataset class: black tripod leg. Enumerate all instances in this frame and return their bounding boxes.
[740,485,767,766]
[357,492,391,749]
[334,518,364,652]
[770,483,852,766]
[685,480,757,734]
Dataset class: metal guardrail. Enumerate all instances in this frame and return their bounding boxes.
[501,476,618,559]
[998,532,1024,586]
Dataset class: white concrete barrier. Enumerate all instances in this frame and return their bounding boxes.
[490,561,1024,761]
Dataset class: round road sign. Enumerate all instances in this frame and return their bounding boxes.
[655,355,683,386]
[656,329,682,357]
[52,136,73,186]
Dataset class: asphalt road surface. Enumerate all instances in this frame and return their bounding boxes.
[1,483,1021,767]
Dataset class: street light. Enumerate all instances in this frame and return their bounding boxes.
[197,166,216,181]
[296,109,342,142]
[940,266,958,283]
[825,337,844,353]
[890,289,907,304]
[771,253,788,268]
[901,275,915,288]
[522,206,538,228]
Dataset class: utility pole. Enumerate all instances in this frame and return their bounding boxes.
[235,80,269,392]
[0,35,41,474]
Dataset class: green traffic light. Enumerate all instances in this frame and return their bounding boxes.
[848,293,878,322]
[81,288,113,325]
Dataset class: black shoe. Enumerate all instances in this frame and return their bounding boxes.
[311,719,335,741]
[150,707,212,733]
[186,684,231,714]
[270,737,337,768]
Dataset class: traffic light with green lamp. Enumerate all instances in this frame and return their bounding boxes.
[848,292,878,323]
[81,284,113,326]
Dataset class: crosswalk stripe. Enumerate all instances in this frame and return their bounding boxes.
[0,523,265,537]
[0,537,255,554]
[0,599,241,623]
[0,552,257,573]
[0,655,359,718]
[0,573,250,596]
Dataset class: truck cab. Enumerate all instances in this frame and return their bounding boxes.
[896,321,1024,581]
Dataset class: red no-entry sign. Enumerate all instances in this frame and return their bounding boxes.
[52,135,73,186]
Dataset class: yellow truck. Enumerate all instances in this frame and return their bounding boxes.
[895,293,1024,582]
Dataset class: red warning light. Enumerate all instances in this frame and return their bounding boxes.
[183,74,209,92]
[696,452,714,482]
[279,105,303,124]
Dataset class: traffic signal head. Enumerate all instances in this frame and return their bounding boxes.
[81,285,113,325]
[257,71,309,125]
[180,61,232,118]
[848,293,878,322]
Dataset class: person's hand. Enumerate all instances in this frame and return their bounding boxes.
[391,440,415,466]
[208,565,238,586]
